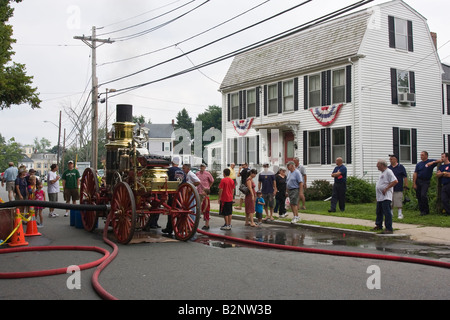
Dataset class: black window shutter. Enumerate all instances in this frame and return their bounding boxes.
[388,16,396,48]
[321,129,326,165]
[447,85,450,115]
[162,142,164,152]
[448,135,450,156]
[304,75,308,109]
[409,71,416,107]
[393,127,400,157]
[278,81,282,113]
[227,93,231,122]
[256,86,260,117]
[321,71,327,106]
[326,128,331,165]
[294,78,299,111]
[391,68,398,105]
[256,135,260,164]
[442,84,445,115]
[411,128,417,164]
[346,126,352,164]
[239,91,243,120]
[407,20,414,52]
[242,90,247,119]
[303,131,308,165]
[326,70,331,105]
[346,65,352,103]
[264,85,268,116]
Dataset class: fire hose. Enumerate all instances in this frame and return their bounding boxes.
[1,200,450,301]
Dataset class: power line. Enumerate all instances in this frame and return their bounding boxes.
[98,0,271,67]
[97,0,195,37]
[107,0,374,98]
[100,0,313,87]
[110,0,210,42]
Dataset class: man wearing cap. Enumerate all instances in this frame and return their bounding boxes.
[258,163,277,221]
[388,154,408,219]
[61,160,80,217]
[2,162,18,201]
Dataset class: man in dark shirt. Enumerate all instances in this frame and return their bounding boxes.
[329,157,347,212]
[436,153,450,215]
[413,151,437,216]
[388,154,408,219]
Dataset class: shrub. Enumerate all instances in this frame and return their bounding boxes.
[346,176,376,203]
[305,180,333,201]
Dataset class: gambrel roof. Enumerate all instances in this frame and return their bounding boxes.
[220,8,372,91]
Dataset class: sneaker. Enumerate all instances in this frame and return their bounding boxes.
[37,222,43,228]
[291,216,299,224]
[279,214,287,218]
[64,212,69,217]
[398,213,404,219]
[202,225,210,230]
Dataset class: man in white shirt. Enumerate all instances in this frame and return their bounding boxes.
[374,159,398,234]
[47,164,60,217]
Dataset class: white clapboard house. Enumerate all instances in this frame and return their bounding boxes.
[219,0,448,183]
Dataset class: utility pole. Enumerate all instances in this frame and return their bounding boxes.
[57,110,61,168]
[74,26,114,170]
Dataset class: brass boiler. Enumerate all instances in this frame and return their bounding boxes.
[139,167,179,192]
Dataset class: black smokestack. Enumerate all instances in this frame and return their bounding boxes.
[116,104,133,122]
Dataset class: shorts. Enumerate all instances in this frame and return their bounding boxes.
[288,188,300,207]
[262,193,274,208]
[64,188,79,202]
[48,193,58,202]
[5,181,15,192]
[255,210,263,219]
[391,191,403,208]
[219,201,233,216]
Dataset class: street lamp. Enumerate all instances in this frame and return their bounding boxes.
[43,110,62,169]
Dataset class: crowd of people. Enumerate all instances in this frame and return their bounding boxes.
[2,151,449,234]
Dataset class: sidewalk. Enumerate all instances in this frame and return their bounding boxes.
[209,202,450,246]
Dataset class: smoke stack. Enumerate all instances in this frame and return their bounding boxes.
[116,104,133,123]
[431,32,437,49]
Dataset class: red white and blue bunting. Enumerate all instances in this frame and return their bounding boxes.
[232,118,254,136]
[310,104,343,126]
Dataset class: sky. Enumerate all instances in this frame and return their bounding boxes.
[2,0,450,148]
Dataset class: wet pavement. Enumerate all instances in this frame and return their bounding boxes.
[192,216,450,263]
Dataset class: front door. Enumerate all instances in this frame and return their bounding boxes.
[284,131,295,163]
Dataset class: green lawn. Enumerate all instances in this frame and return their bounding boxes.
[210,194,450,228]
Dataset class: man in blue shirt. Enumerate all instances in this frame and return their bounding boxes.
[413,151,437,216]
[286,161,303,224]
[329,157,347,212]
[258,163,277,221]
[436,153,450,215]
[388,154,408,219]
[2,162,18,201]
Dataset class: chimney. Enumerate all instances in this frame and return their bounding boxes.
[171,119,175,127]
[431,32,437,49]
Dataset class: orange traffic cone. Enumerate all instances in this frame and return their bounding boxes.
[9,209,29,247]
[25,207,41,237]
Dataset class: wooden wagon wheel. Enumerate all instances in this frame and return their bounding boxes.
[110,182,136,244]
[80,168,99,232]
[171,182,201,241]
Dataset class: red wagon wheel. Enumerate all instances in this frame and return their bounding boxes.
[171,183,201,241]
[80,168,99,232]
[110,182,136,244]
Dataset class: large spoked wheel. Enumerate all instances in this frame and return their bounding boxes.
[80,168,99,232]
[171,183,201,241]
[110,182,136,244]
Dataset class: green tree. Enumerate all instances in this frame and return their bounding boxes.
[0,136,23,171]
[33,137,51,153]
[0,0,41,110]
[195,105,221,133]
[175,108,194,137]
[132,114,151,125]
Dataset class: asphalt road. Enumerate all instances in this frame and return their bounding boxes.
[1,205,450,301]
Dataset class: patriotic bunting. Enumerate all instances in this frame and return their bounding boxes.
[232,118,254,136]
[310,104,343,126]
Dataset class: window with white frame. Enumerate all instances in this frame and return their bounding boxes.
[309,74,321,108]
[332,69,346,104]
[231,93,239,120]
[308,131,321,164]
[399,129,411,162]
[394,18,408,51]
[283,80,294,112]
[247,88,256,118]
[332,128,346,163]
[268,84,278,114]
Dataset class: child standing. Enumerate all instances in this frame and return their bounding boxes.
[255,191,265,225]
[218,168,235,230]
[34,181,46,227]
